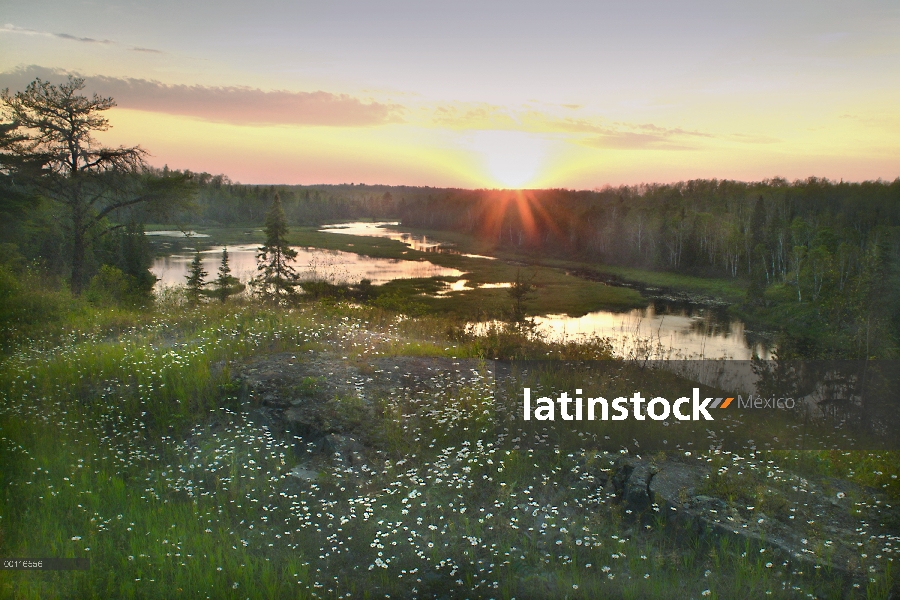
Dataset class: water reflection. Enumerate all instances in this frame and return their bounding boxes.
[530,303,771,360]
[434,280,513,296]
[145,230,210,238]
[467,303,769,360]
[151,244,464,288]
[321,222,495,260]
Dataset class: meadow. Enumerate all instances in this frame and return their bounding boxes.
[1,292,898,599]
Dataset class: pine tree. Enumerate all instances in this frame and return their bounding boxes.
[211,247,244,303]
[184,250,207,305]
[253,192,299,301]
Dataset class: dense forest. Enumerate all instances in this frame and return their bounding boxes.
[6,155,899,359]
[154,167,420,226]
[165,173,900,297]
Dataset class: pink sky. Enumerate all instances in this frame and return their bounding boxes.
[2,1,898,187]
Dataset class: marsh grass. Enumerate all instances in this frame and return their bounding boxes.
[1,299,896,598]
[147,225,647,319]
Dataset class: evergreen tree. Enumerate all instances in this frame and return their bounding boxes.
[184,250,207,305]
[211,247,244,303]
[1,77,192,293]
[253,192,299,301]
[507,269,537,326]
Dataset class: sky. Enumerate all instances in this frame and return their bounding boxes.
[1,0,899,188]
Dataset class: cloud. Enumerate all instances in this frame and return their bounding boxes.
[432,103,521,129]
[496,115,706,150]
[728,133,781,144]
[52,32,114,44]
[538,117,711,150]
[429,106,711,150]
[1,24,162,53]
[583,130,699,150]
[0,66,405,127]
[0,24,44,36]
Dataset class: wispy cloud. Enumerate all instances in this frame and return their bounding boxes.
[430,103,712,150]
[583,130,699,150]
[0,24,44,36]
[1,24,162,53]
[0,66,405,127]
[52,32,114,45]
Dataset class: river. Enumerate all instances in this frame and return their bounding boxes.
[149,224,771,359]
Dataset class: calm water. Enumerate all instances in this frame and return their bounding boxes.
[151,244,464,288]
[321,223,772,359]
[321,222,495,259]
[530,304,771,359]
[151,223,771,359]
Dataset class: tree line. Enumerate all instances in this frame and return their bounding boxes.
[395,182,900,358]
[155,171,435,227]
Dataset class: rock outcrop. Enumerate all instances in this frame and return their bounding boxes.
[601,455,894,587]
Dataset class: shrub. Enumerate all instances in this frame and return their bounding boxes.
[85,264,150,308]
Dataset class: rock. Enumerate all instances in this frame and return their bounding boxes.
[209,359,227,379]
[607,456,656,516]
[609,456,639,494]
[648,462,702,508]
[246,407,287,435]
[323,434,364,458]
[349,451,367,467]
[283,406,305,425]
[289,465,318,482]
[262,393,291,408]
[623,462,655,515]
[602,457,882,585]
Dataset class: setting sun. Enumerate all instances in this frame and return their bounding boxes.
[469,130,549,188]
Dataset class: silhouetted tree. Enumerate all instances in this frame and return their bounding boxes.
[184,250,207,305]
[1,76,193,292]
[211,247,244,303]
[253,192,299,301]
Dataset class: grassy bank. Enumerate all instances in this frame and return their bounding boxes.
[1,297,897,599]
[385,225,748,303]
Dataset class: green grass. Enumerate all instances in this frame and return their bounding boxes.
[1,297,895,599]
[578,264,747,301]
[381,224,749,302]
